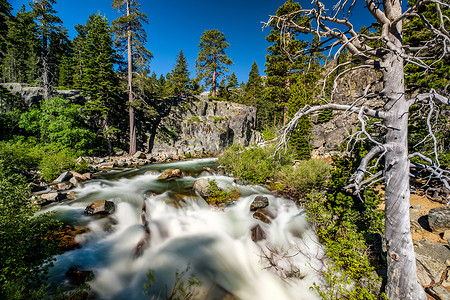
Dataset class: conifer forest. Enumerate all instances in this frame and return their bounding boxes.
[0,1,449,299]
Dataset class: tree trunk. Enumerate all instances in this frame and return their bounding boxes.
[127,0,136,155]
[382,52,426,300]
[211,68,217,97]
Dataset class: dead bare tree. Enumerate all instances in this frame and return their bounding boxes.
[265,1,450,299]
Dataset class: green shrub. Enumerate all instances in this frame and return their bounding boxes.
[0,178,62,299]
[206,179,239,205]
[39,148,78,182]
[275,159,330,197]
[218,144,293,184]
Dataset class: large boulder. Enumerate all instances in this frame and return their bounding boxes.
[53,171,73,183]
[250,196,269,211]
[34,192,67,205]
[193,178,211,198]
[158,169,183,180]
[428,207,450,233]
[414,239,450,286]
[84,200,115,215]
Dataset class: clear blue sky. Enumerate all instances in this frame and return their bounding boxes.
[10,0,380,83]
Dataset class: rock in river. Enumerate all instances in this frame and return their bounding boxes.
[84,200,115,215]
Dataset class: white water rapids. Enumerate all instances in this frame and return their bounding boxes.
[43,158,325,299]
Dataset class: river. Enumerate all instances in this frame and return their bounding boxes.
[41,158,324,299]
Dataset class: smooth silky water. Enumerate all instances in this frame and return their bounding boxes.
[42,158,324,299]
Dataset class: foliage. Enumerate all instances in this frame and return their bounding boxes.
[307,195,385,300]
[205,179,239,205]
[38,148,78,182]
[195,29,233,97]
[218,144,293,185]
[243,61,264,106]
[167,49,191,97]
[275,159,330,197]
[264,0,310,126]
[80,14,124,154]
[18,96,99,155]
[404,1,450,93]
[302,146,385,299]
[0,175,62,299]
[287,81,313,160]
[1,5,39,83]
[111,0,153,73]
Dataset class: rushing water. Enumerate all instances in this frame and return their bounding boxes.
[42,158,324,299]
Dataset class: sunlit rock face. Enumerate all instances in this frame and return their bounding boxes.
[149,96,263,156]
[310,68,383,156]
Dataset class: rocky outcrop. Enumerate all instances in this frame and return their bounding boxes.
[0,83,83,106]
[310,68,383,155]
[148,96,262,156]
[428,208,450,233]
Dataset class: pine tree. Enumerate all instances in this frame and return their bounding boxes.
[112,0,152,155]
[168,49,190,97]
[49,26,72,88]
[264,0,308,126]
[287,81,312,160]
[243,61,263,106]
[72,24,87,89]
[30,0,62,99]
[195,29,233,97]
[81,14,122,154]
[0,0,12,75]
[1,6,39,83]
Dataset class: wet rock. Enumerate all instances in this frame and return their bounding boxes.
[37,192,67,204]
[158,168,183,180]
[71,171,89,181]
[253,208,271,224]
[54,182,72,191]
[428,207,450,233]
[66,266,94,286]
[193,178,211,198]
[84,200,115,215]
[250,196,269,211]
[426,285,450,300]
[53,171,73,183]
[98,162,115,169]
[133,151,147,159]
[414,239,450,286]
[69,176,81,187]
[251,224,267,242]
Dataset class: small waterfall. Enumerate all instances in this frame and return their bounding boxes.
[46,158,324,299]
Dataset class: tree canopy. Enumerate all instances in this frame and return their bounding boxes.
[195,29,233,97]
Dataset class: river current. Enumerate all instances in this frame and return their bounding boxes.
[41,158,324,299]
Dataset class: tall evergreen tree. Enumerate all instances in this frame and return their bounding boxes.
[81,14,122,154]
[243,61,263,106]
[195,29,233,97]
[264,0,308,126]
[0,0,12,75]
[1,5,39,83]
[72,24,87,89]
[168,49,190,97]
[30,0,62,99]
[112,0,153,155]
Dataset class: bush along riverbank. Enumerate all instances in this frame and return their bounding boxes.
[218,143,450,299]
[217,143,387,299]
